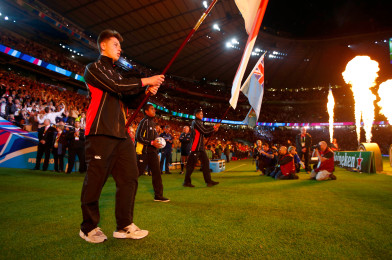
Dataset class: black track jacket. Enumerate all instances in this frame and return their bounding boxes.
[189,118,215,152]
[84,55,146,139]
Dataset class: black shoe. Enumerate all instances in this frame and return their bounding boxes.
[329,174,337,180]
[154,196,170,202]
[165,171,172,174]
[183,182,195,188]
[179,171,183,175]
[207,181,219,187]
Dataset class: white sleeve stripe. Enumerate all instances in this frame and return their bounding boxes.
[94,63,140,88]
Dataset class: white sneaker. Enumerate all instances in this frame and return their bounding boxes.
[113,223,149,239]
[79,227,107,243]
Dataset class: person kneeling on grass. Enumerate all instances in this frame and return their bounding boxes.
[288,146,304,173]
[310,141,337,181]
[270,146,299,180]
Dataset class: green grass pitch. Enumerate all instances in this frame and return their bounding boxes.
[1,159,392,259]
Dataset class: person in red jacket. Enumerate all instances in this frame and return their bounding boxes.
[183,108,220,187]
[310,141,337,181]
[273,146,299,180]
[79,29,164,243]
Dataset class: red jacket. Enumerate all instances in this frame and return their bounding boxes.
[315,148,334,173]
[279,154,295,176]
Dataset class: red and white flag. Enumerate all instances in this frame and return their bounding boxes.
[229,0,269,109]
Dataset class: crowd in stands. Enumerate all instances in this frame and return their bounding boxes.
[2,68,392,157]
[3,29,386,125]
[0,31,85,75]
[0,70,88,131]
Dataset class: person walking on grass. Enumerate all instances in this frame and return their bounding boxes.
[183,108,220,188]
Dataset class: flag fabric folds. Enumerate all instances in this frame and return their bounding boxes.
[242,108,257,128]
[229,0,269,110]
[234,0,263,34]
[241,53,265,121]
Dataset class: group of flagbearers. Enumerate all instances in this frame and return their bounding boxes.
[135,105,222,202]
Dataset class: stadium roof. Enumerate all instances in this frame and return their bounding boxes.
[4,0,392,89]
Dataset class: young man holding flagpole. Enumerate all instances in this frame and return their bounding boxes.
[79,29,165,243]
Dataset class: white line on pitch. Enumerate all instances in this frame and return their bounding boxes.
[225,164,247,172]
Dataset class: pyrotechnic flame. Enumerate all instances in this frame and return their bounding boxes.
[342,56,379,143]
[378,79,392,124]
[327,88,335,143]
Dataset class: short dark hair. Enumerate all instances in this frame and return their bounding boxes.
[194,108,203,115]
[143,104,153,115]
[97,29,123,53]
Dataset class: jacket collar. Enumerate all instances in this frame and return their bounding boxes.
[99,55,114,66]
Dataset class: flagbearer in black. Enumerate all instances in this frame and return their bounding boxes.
[183,108,220,187]
[136,104,169,202]
[79,29,164,243]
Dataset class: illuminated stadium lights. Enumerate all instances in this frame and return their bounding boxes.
[213,24,220,31]
[231,38,239,45]
[203,1,208,9]
[226,37,240,50]
[269,54,282,59]
[4,16,8,20]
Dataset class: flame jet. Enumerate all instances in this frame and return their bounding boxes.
[342,56,379,143]
[378,79,392,124]
[327,88,335,143]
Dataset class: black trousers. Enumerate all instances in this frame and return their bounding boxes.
[67,145,86,173]
[225,153,230,162]
[298,149,311,171]
[52,149,65,172]
[160,150,171,172]
[80,135,139,235]
[137,152,163,197]
[185,151,212,184]
[34,143,51,171]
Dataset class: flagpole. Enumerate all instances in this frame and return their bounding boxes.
[125,0,219,129]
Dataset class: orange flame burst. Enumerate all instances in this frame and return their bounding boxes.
[327,89,335,143]
[378,79,392,124]
[342,56,379,143]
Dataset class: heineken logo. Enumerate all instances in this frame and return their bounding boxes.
[334,151,373,173]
